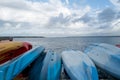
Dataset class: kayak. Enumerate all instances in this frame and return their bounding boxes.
[0,42,23,54]
[84,43,120,79]
[40,51,61,80]
[0,41,32,64]
[61,50,98,80]
[0,46,45,80]
[28,51,46,80]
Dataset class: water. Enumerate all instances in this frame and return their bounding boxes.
[14,36,120,53]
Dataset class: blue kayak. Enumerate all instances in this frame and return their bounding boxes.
[0,46,45,80]
[62,50,99,80]
[28,50,46,80]
[84,43,120,79]
[40,51,61,80]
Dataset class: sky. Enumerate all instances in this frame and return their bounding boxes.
[0,0,120,37]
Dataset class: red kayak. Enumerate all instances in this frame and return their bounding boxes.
[11,42,32,59]
[0,42,32,64]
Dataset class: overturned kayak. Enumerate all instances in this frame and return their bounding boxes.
[0,46,45,80]
[28,51,46,80]
[40,51,61,80]
[0,41,32,64]
[84,43,120,79]
[62,50,98,80]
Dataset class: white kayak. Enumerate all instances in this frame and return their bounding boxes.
[84,43,120,79]
[61,50,99,80]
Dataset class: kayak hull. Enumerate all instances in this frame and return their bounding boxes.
[62,50,98,80]
[84,43,120,79]
[28,52,46,80]
[40,51,61,80]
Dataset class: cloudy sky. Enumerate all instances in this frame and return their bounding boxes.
[0,0,120,37]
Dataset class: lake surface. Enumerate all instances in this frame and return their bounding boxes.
[14,36,120,53]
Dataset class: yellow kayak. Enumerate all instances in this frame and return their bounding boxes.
[0,42,23,55]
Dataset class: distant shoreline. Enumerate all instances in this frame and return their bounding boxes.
[1,36,120,41]
[0,36,120,40]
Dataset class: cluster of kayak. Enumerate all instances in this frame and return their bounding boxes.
[0,41,120,80]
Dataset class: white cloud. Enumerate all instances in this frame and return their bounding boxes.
[110,0,120,7]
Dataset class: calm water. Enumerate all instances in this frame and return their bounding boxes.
[14,36,120,53]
